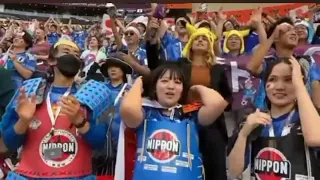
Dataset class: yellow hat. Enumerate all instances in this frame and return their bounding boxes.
[223,30,244,54]
[222,29,250,37]
[182,23,217,64]
[54,39,79,50]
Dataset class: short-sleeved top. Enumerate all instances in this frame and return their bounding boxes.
[47,32,61,45]
[244,31,259,54]
[119,45,148,79]
[161,32,185,61]
[6,52,37,89]
[71,31,88,51]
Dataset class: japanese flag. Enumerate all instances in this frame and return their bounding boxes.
[0,45,12,68]
[101,14,113,33]
[0,54,9,68]
[289,5,309,21]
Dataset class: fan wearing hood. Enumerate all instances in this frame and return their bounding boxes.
[120,62,227,180]
[294,20,311,46]
[188,13,224,58]
[217,7,267,56]
[222,30,245,57]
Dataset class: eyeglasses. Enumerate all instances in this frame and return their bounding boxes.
[124,31,135,37]
[295,26,308,31]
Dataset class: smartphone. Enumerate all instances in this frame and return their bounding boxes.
[153,5,166,20]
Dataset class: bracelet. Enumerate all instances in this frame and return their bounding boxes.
[74,117,87,129]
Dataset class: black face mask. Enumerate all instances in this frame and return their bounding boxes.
[55,54,81,78]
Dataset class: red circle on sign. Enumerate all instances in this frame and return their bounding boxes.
[151,131,176,161]
[105,19,112,28]
[255,148,291,180]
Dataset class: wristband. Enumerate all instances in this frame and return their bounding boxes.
[74,117,87,129]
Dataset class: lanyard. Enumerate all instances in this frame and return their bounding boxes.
[268,110,295,137]
[46,86,72,135]
[179,42,182,58]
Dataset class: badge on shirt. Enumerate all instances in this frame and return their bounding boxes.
[29,119,41,130]
[43,148,62,160]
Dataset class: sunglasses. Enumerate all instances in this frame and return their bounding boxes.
[124,31,135,37]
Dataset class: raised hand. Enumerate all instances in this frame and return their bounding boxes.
[289,57,304,87]
[217,7,227,22]
[16,88,36,123]
[241,109,272,137]
[60,95,84,126]
[248,7,262,28]
[272,22,293,40]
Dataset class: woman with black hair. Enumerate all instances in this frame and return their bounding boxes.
[120,62,227,180]
[91,53,133,180]
[228,57,320,179]
[247,16,320,109]
[146,17,231,180]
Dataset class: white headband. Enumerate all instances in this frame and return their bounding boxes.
[125,26,141,39]
[295,21,309,29]
[176,17,186,24]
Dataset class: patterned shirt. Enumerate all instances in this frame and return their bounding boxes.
[71,31,88,51]
[6,52,36,89]
[47,32,61,45]
[119,45,148,79]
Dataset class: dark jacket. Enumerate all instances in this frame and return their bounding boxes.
[85,62,105,82]
[146,41,232,180]
[0,68,15,119]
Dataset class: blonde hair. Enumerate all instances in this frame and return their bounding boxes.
[188,40,216,67]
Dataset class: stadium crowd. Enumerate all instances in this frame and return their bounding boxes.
[0,3,319,180]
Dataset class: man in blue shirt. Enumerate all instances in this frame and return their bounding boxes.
[6,30,36,89]
[47,24,61,45]
[159,16,191,61]
[68,23,95,51]
[110,17,150,78]
[247,17,320,110]
[45,17,62,45]
[71,27,88,51]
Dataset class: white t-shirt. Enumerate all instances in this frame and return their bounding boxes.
[80,49,107,74]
